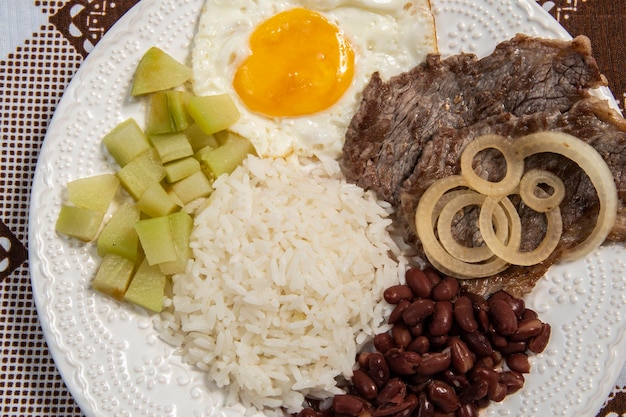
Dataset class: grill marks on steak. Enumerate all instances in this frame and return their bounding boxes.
[340,34,626,297]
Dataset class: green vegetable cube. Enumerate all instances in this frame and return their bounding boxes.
[164,157,201,183]
[97,203,140,261]
[185,123,219,152]
[171,171,213,204]
[146,92,172,135]
[166,187,184,207]
[198,132,256,177]
[103,119,151,167]
[131,47,192,96]
[167,90,192,132]
[117,148,166,200]
[67,173,119,213]
[92,253,136,301]
[159,211,193,275]
[187,94,240,135]
[136,182,180,218]
[55,205,104,242]
[146,90,192,135]
[149,132,194,163]
[194,145,214,165]
[135,216,178,265]
[124,258,167,313]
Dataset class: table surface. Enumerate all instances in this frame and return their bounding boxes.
[1,0,625,416]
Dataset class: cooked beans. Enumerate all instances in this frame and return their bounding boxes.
[402,299,435,325]
[430,301,454,336]
[453,296,478,333]
[528,323,551,354]
[488,299,518,336]
[405,268,434,298]
[296,267,551,417]
[384,285,414,304]
[418,351,452,376]
[352,369,378,400]
[432,277,459,301]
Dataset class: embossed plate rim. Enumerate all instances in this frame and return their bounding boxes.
[29,0,626,416]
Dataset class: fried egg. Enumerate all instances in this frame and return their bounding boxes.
[192,0,437,158]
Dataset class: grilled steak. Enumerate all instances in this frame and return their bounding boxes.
[340,34,626,297]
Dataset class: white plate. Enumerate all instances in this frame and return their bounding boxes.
[29,0,626,416]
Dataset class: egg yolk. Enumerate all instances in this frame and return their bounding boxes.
[233,8,355,117]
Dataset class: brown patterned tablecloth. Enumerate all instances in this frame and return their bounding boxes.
[1,1,625,416]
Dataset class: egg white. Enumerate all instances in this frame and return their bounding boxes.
[192,0,437,159]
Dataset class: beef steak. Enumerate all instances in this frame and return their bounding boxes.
[340,34,626,297]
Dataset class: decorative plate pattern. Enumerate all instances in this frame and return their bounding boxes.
[28,0,625,416]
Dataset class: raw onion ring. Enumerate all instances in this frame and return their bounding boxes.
[514,131,617,261]
[480,192,562,266]
[460,134,524,197]
[415,131,617,277]
[518,169,566,213]
[436,190,510,263]
[415,176,511,278]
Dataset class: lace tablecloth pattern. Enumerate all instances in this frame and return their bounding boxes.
[1,0,625,416]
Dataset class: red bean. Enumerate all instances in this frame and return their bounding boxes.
[427,380,460,413]
[432,277,459,301]
[522,308,539,320]
[333,395,365,416]
[423,268,442,286]
[488,299,518,336]
[410,322,425,337]
[439,368,468,390]
[375,378,406,405]
[499,371,525,394]
[453,296,478,333]
[416,392,435,417]
[386,349,421,375]
[408,335,430,354]
[430,301,454,336]
[392,323,413,349]
[506,353,531,374]
[402,299,435,326]
[357,352,371,371]
[528,323,551,353]
[405,268,434,298]
[489,290,525,319]
[476,310,490,333]
[297,408,321,417]
[464,292,488,313]
[449,337,474,374]
[488,332,508,349]
[418,351,451,376]
[384,285,414,304]
[352,369,378,400]
[368,352,390,387]
[462,331,493,357]
[474,355,495,369]
[374,333,395,354]
[389,300,411,324]
[457,402,479,417]
[429,335,450,349]
[490,350,503,367]
[487,382,507,402]
[469,366,499,395]
[459,379,488,403]
[499,341,527,356]
[373,394,417,417]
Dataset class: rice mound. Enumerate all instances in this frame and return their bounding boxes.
[156,155,408,414]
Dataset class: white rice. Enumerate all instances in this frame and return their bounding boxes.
[156,155,409,414]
